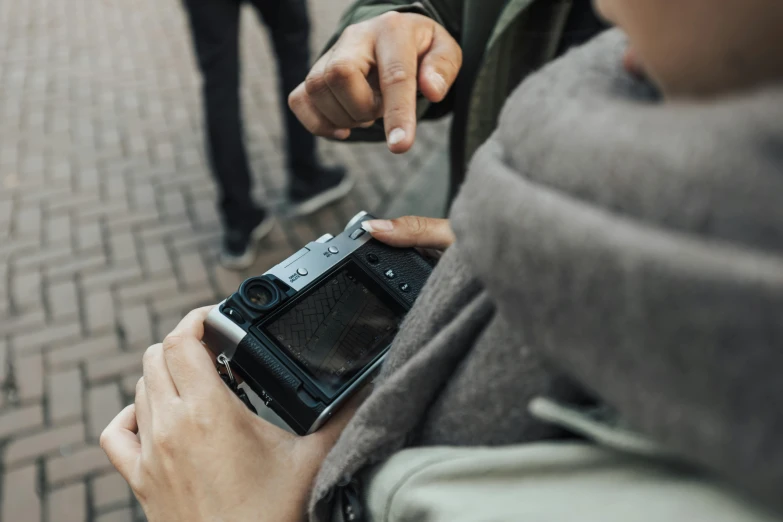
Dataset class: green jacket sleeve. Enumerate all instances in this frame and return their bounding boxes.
[323,0,462,53]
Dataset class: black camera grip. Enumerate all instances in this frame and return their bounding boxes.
[235,335,301,391]
[355,240,434,306]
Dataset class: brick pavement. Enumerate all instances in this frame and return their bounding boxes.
[0,0,449,519]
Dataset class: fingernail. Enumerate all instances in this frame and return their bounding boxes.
[361,220,393,233]
[427,70,447,95]
[359,121,376,128]
[334,129,350,140]
[388,128,406,146]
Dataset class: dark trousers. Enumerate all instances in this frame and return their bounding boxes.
[183,0,319,228]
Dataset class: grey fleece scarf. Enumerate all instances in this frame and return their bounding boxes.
[310,29,783,520]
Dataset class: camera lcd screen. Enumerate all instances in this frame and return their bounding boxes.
[262,265,402,397]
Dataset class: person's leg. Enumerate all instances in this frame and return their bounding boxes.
[250,0,316,175]
[182,0,273,268]
[251,0,352,216]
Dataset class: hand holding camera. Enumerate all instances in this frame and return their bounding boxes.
[100,307,362,522]
[100,213,440,520]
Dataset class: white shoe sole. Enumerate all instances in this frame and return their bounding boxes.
[219,216,276,271]
[288,175,355,217]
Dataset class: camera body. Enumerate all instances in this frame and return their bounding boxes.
[203,212,433,435]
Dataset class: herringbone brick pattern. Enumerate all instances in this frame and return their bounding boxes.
[0,0,448,519]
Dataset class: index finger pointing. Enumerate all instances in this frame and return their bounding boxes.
[161,306,223,397]
[375,14,419,153]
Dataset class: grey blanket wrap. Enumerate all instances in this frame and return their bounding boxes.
[310,29,783,519]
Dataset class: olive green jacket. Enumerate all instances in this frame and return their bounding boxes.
[324,0,600,201]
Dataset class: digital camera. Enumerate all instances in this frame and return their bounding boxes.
[203,212,433,435]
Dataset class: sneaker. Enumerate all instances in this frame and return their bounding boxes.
[219,211,276,270]
[288,166,353,217]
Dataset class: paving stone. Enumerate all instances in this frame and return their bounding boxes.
[47,335,121,369]
[161,188,187,218]
[0,405,44,439]
[117,304,153,349]
[12,243,73,270]
[93,472,131,510]
[11,269,42,310]
[47,482,88,522]
[48,279,80,321]
[48,368,84,423]
[0,309,47,337]
[95,507,134,522]
[77,220,104,252]
[81,264,143,290]
[15,204,42,239]
[140,241,172,277]
[46,212,72,246]
[175,250,209,287]
[15,353,44,401]
[107,231,138,263]
[149,286,215,317]
[46,252,107,279]
[0,339,7,388]
[212,264,245,297]
[5,423,85,465]
[85,288,116,333]
[47,445,113,484]
[86,352,142,383]
[12,320,81,354]
[116,277,178,304]
[1,464,41,522]
[87,382,123,439]
[120,373,142,398]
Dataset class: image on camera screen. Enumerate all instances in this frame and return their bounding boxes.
[263,266,401,396]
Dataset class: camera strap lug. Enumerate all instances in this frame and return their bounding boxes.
[216,353,257,415]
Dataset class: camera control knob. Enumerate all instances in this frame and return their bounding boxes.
[344,211,369,231]
[222,307,245,325]
[328,246,339,254]
[315,234,334,243]
[297,268,309,276]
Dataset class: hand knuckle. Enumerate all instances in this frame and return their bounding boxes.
[410,216,428,236]
[341,23,360,39]
[304,72,329,96]
[383,104,412,123]
[141,343,159,364]
[380,61,411,87]
[99,428,110,450]
[288,90,303,111]
[324,59,357,88]
[188,407,212,431]
[153,428,176,453]
[378,10,403,25]
[162,333,181,352]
